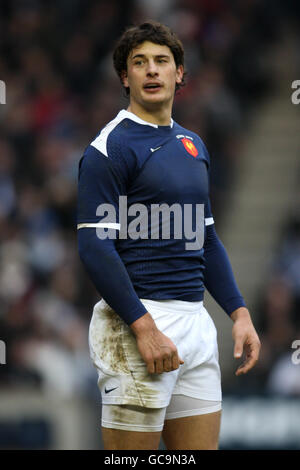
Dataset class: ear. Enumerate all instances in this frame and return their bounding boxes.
[121,70,129,88]
[175,65,184,85]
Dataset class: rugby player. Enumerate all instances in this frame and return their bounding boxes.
[77,21,261,450]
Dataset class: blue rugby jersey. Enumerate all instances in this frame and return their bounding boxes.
[77,110,245,324]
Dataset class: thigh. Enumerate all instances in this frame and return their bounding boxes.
[101,403,166,450]
[162,410,222,450]
[102,427,162,450]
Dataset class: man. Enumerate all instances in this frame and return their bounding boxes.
[77,21,261,450]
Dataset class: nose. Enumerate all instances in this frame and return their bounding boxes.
[146,59,158,76]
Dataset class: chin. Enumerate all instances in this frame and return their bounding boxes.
[143,99,166,110]
[142,93,169,105]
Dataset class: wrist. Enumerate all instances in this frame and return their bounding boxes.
[130,312,157,337]
[230,306,251,322]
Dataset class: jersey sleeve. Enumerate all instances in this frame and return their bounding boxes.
[77,134,135,226]
[204,197,214,228]
[77,143,148,325]
[203,196,246,315]
[202,138,245,315]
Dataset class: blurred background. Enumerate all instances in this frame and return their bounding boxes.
[0,0,299,450]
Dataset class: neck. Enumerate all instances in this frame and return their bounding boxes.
[127,101,172,126]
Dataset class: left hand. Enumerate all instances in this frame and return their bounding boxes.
[230,307,261,376]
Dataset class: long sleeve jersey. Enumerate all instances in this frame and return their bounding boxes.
[77,109,245,325]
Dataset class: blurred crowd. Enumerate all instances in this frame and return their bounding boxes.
[251,205,300,397]
[0,0,297,398]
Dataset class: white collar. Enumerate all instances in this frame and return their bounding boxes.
[118,109,174,128]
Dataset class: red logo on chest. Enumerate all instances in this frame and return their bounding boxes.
[181,138,198,157]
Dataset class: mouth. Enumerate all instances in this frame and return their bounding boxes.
[143,82,163,93]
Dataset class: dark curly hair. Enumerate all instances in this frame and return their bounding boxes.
[113,21,185,96]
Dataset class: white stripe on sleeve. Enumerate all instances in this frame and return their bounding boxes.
[77,223,121,230]
[205,217,214,226]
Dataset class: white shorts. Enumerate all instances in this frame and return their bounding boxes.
[101,396,222,432]
[89,298,222,409]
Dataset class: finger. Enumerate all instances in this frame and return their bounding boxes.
[147,359,155,374]
[171,354,184,370]
[235,352,258,375]
[154,358,164,374]
[163,356,172,372]
[236,361,256,375]
[234,336,244,359]
[171,352,179,370]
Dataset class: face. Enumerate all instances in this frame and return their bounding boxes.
[122,41,184,111]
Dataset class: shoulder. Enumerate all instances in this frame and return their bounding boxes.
[90,111,129,158]
[80,111,140,180]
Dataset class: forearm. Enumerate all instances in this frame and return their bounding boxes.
[203,224,246,315]
[78,228,147,325]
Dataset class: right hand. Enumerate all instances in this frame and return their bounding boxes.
[130,312,184,374]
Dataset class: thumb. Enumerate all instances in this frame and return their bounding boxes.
[179,356,184,364]
[234,337,244,359]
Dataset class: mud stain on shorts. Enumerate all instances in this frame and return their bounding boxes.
[90,303,129,374]
[106,403,165,429]
[123,378,163,408]
[90,302,170,408]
